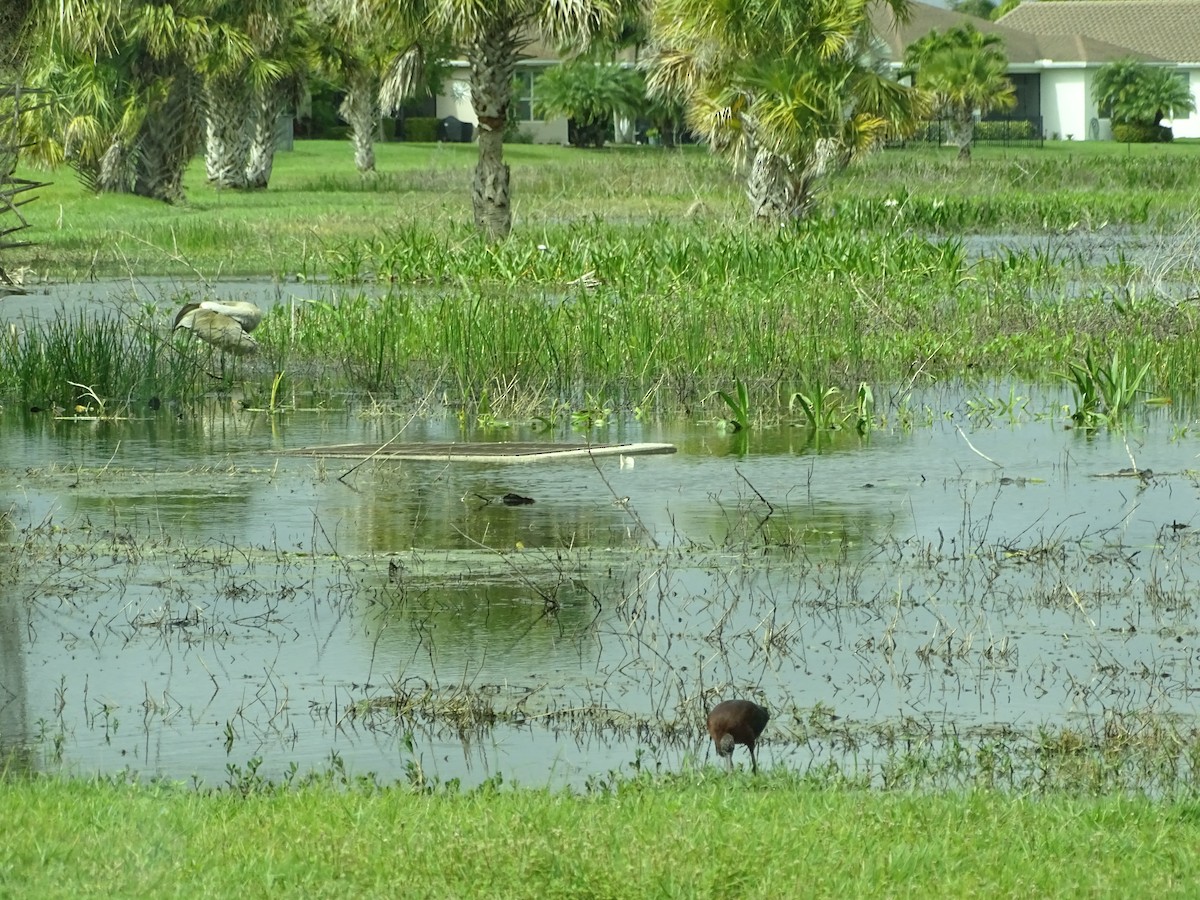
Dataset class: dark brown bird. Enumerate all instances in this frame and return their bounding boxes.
[707,699,769,774]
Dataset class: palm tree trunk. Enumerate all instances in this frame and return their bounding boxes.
[468,19,521,242]
[245,84,286,189]
[748,142,838,224]
[96,139,131,194]
[953,108,974,160]
[204,79,252,188]
[132,72,203,203]
[747,148,795,224]
[338,79,378,174]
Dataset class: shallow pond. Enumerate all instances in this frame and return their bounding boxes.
[0,275,359,323]
[3,386,1199,789]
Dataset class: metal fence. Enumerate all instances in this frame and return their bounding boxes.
[902,116,1044,149]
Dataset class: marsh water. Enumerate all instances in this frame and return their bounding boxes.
[4,276,1200,789]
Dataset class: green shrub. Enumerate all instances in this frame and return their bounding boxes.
[1112,121,1172,143]
[975,119,1036,141]
[533,63,641,148]
[403,117,439,142]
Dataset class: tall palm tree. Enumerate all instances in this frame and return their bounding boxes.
[341,0,632,241]
[310,0,428,174]
[200,9,256,188]
[1,4,47,287]
[242,3,313,188]
[649,0,926,224]
[904,24,1014,160]
[22,0,213,202]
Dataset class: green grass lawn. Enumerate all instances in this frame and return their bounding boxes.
[4,773,1200,898]
[12,141,740,279]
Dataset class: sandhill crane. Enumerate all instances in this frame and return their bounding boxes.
[173,299,263,355]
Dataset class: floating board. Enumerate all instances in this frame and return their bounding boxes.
[284,441,677,464]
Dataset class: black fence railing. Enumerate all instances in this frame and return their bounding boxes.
[898,116,1044,148]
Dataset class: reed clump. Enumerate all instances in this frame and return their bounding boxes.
[4,143,1199,417]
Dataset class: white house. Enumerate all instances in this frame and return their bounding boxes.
[873,1,1177,141]
[430,2,1200,146]
[997,0,1200,139]
[436,53,569,145]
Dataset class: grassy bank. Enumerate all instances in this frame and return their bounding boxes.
[10,139,1200,279]
[4,140,1200,416]
[4,219,1198,417]
[3,772,1198,898]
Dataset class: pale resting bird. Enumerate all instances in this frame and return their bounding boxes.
[173,299,263,355]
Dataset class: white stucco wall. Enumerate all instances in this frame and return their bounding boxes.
[434,70,569,145]
[1040,69,1092,141]
[435,72,475,124]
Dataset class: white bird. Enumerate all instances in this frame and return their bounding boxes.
[173,299,263,355]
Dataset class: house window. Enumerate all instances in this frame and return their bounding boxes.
[513,70,542,122]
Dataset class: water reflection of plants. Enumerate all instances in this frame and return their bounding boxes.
[9,450,1200,792]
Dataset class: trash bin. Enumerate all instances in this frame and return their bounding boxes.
[438,116,474,142]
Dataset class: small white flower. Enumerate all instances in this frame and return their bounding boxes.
[883,198,899,208]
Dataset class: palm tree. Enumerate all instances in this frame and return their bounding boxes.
[0,0,34,76]
[22,0,212,202]
[200,8,257,188]
[1134,67,1195,129]
[2,3,48,289]
[310,0,428,174]
[904,25,1015,160]
[339,0,633,241]
[242,3,313,188]
[533,62,642,147]
[1094,58,1195,136]
[22,0,307,197]
[649,0,926,225]
[949,0,998,21]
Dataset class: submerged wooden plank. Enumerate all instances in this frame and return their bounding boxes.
[284,441,677,463]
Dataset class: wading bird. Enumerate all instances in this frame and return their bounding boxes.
[707,699,769,774]
[173,299,263,355]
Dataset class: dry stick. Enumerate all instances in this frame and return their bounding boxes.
[734,466,775,537]
[900,339,947,401]
[96,439,121,479]
[955,424,1003,468]
[337,412,418,483]
[448,524,568,646]
[336,381,445,484]
[196,654,222,702]
[1122,433,1141,474]
[121,228,219,287]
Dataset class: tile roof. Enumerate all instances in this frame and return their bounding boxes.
[998,1,1200,64]
[872,1,1169,65]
